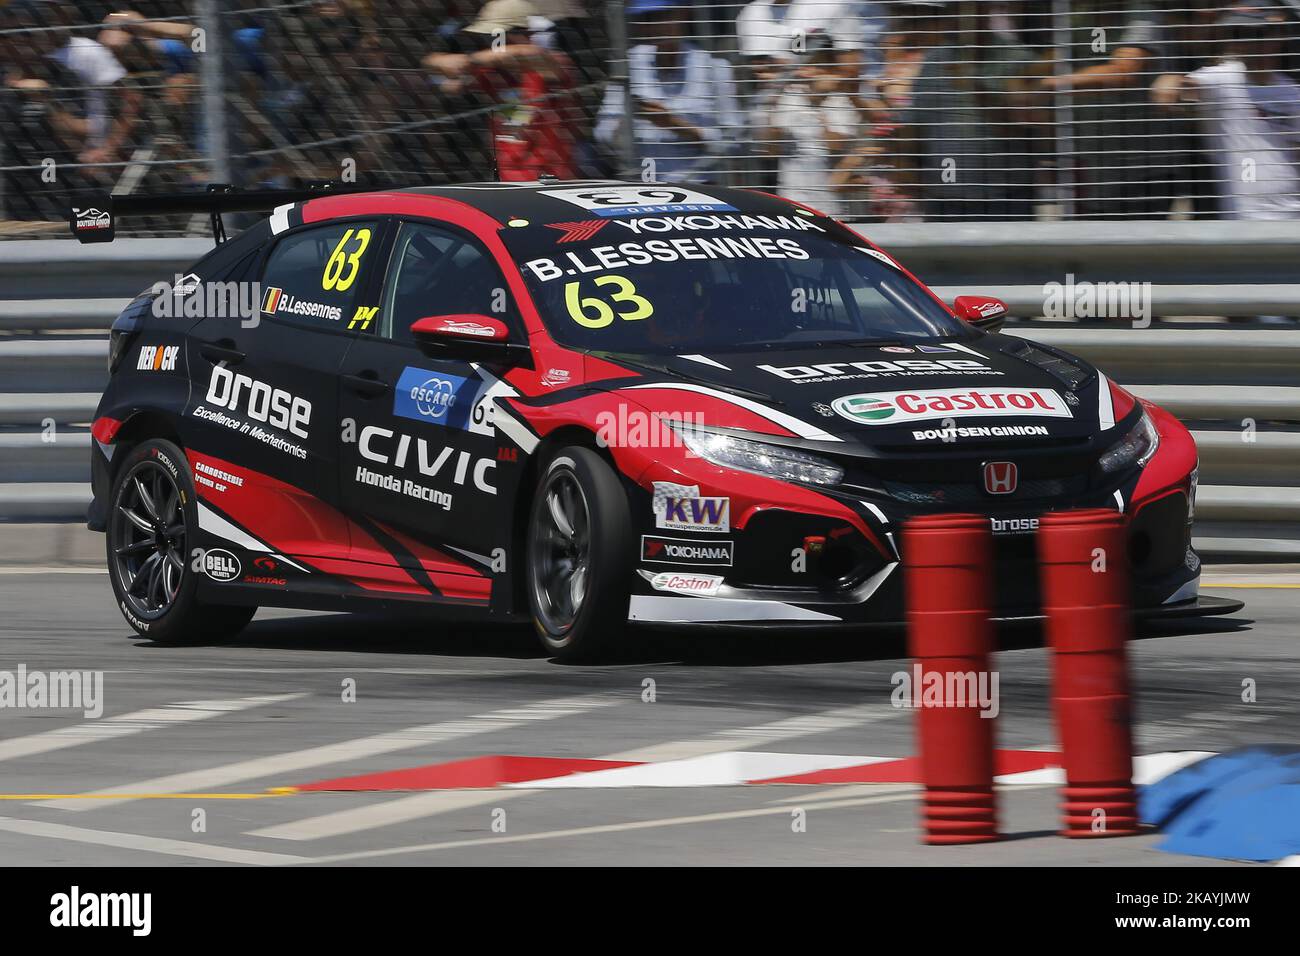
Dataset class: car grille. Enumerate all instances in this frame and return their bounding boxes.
[880,474,1087,506]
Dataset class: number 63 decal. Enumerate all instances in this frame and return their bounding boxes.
[323,227,372,292]
[564,275,654,329]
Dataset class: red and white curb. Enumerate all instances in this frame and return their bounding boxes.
[285,749,1215,793]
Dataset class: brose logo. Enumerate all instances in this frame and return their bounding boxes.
[760,357,992,382]
[991,516,1039,535]
[204,365,312,438]
[832,387,1073,426]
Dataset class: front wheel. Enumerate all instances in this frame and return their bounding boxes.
[525,447,633,661]
[106,438,256,644]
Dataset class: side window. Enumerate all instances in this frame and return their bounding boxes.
[380,222,517,342]
[260,220,382,332]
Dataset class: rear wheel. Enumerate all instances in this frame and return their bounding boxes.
[526,447,633,661]
[106,438,256,644]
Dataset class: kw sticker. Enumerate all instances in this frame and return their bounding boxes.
[652,482,729,533]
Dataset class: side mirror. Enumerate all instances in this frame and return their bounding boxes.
[409,314,530,367]
[952,295,1010,331]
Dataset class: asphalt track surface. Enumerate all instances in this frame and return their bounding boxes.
[0,568,1296,866]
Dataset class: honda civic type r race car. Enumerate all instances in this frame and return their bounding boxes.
[82,180,1234,659]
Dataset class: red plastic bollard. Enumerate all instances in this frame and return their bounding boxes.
[902,513,999,845]
[1037,508,1140,838]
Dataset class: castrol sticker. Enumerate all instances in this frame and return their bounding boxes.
[831,386,1073,426]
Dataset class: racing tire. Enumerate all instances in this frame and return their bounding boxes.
[525,446,633,662]
[105,438,257,644]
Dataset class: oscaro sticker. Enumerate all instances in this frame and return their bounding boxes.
[202,548,242,582]
[831,387,1073,426]
[393,366,479,431]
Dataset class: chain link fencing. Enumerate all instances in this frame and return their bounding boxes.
[2,1,1299,236]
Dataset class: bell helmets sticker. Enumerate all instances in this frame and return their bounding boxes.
[831,386,1073,426]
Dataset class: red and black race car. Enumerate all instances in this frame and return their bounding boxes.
[77,180,1238,659]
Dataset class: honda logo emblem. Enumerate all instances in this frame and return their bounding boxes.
[983,461,1018,495]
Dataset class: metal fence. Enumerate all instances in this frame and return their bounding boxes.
[4,1,1300,235]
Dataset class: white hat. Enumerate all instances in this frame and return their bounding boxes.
[465,0,540,34]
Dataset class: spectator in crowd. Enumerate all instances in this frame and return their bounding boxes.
[595,0,742,181]
[736,1,879,191]
[1037,0,1180,219]
[9,0,143,173]
[1153,2,1300,220]
[768,30,859,217]
[526,1,610,175]
[891,0,1021,220]
[0,0,89,221]
[425,0,580,181]
[737,0,879,81]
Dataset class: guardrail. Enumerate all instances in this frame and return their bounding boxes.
[2,231,1297,559]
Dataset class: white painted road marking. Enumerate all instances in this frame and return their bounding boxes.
[504,751,885,789]
[0,694,304,764]
[304,790,935,865]
[0,814,307,865]
[42,694,620,813]
[249,703,905,841]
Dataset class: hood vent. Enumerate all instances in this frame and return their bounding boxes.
[1005,340,1093,391]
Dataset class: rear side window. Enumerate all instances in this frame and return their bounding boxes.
[260,220,382,331]
[379,222,518,341]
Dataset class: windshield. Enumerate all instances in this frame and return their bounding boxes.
[502,215,971,355]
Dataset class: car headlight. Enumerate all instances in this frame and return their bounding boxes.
[1098,411,1160,474]
[669,424,844,486]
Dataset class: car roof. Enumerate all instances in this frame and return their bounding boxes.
[385,180,805,225]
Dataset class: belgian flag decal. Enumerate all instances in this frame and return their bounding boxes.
[261,286,283,315]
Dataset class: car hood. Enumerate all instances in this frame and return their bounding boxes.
[600,333,1110,446]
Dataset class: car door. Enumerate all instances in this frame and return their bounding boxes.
[186,217,386,565]
[337,219,523,603]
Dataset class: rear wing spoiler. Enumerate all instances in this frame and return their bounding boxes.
[68,182,362,245]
